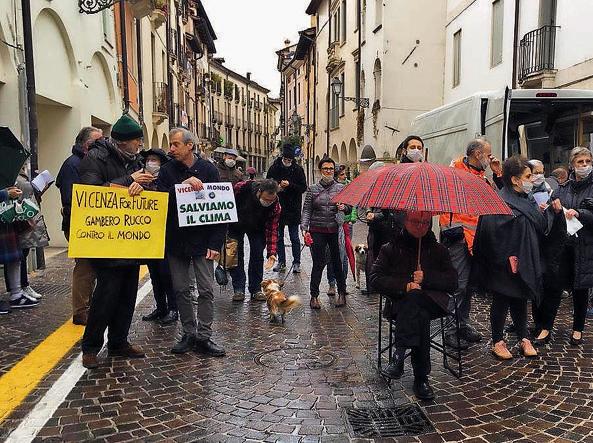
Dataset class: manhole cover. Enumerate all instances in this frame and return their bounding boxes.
[254,347,337,370]
[345,405,434,438]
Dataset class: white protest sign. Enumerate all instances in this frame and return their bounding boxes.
[175,182,238,227]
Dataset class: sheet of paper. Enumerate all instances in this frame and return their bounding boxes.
[31,170,54,192]
[532,191,549,206]
[564,207,583,236]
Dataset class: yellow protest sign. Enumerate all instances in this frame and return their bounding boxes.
[68,184,169,259]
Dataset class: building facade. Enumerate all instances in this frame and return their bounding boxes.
[209,60,277,173]
[444,0,593,100]
[304,0,446,174]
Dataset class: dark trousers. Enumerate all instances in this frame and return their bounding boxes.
[310,231,346,296]
[3,248,29,291]
[147,258,176,313]
[277,224,301,265]
[228,230,265,295]
[392,290,445,380]
[81,265,140,354]
[536,287,589,332]
[490,292,527,343]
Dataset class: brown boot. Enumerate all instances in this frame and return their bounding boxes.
[72,312,88,326]
[520,339,538,357]
[335,293,346,307]
[82,353,99,369]
[310,297,321,310]
[108,343,145,358]
[491,340,513,360]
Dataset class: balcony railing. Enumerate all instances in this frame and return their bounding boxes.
[153,82,168,115]
[518,25,558,82]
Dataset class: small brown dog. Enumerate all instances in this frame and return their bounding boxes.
[261,279,302,323]
[354,244,368,289]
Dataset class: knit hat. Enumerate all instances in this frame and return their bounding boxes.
[282,144,295,159]
[111,114,144,141]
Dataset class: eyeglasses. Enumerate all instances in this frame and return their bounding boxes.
[321,167,335,171]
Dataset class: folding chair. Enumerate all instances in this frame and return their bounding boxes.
[377,293,463,381]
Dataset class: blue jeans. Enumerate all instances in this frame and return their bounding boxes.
[277,224,301,265]
[228,230,266,295]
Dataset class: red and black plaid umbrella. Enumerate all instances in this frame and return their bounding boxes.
[333,162,512,216]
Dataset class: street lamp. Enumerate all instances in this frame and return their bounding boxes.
[331,77,370,108]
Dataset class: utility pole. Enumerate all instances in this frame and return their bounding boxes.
[21,0,45,269]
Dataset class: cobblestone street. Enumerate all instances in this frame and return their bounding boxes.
[1,227,593,442]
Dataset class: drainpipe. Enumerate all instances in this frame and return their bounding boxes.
[512,0,520,89]
[119,1,130,113]
[136,19,143,122]
[326,4,331,156]
[21,0,44,268]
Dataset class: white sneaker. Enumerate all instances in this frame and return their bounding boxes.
[23,286,42,299]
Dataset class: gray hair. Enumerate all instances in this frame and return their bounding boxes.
[254,178,279,194]
[528,159,544,170]
[169,127,196,145]
[75,126,101,145]
[466,137,490,157]
[569,146,593,166]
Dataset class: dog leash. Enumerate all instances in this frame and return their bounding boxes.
[279,244,307,286]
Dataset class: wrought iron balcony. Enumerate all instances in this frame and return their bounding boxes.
[518,25,558,83]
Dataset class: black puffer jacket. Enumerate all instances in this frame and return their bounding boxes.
[78,137,143,267]
[266,158,307,225]
[555,172,593,289]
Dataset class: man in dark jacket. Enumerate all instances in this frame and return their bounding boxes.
[370,211,458,401]
[78,114,155,369]
[216,147,243,185]
[228,179,280,302]
[56,126,103,326]
[266,144,307,273]
[158,127,226,357]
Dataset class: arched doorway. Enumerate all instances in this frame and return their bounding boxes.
[161,133,168,150]
[314,154,321,182]
[331,144,339,162]
[348,139,357,162]
[340,142,347,166]
[360,145,376,172]
[151,130,159,149]
[34,8,78,247]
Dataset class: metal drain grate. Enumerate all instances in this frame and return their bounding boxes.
[345,405,434,438]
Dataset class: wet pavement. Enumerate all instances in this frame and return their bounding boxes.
[1,226,593,442]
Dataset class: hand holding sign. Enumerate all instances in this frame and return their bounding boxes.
[183,177,204,191]
[175,182,238,227]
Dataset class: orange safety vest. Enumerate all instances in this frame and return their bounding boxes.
[438,157,487,253]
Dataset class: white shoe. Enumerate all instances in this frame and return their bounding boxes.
[23,286,42,299]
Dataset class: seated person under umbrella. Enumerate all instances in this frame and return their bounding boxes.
[370,211,458,401]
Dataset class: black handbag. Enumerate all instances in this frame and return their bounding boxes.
[215,264,228,286]
[214,241,229,286]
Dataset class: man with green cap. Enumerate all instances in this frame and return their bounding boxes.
[78,113,155,369]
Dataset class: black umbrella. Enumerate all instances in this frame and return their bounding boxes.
[0,127,30,189]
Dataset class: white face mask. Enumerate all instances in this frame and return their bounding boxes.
[532,173,545,186]
[479,154,490,170]
[225,159,236,168]
[520,180,534,194]
[576,165,592,179]
[320,175,334,184]
[260,198,274,207]
[406,149,423,163]
[145,161,161,175]
[282,159,293,167]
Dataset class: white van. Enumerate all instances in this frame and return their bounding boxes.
[412,88,593,172]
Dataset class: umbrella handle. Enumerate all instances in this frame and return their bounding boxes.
[417,236,422,271]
